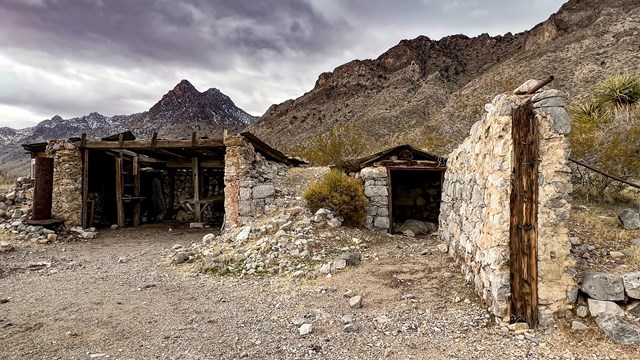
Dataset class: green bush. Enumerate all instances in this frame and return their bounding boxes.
[303,170,367,226]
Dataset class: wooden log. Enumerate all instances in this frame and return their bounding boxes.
[32,157,54,220]
[115,156,125,227]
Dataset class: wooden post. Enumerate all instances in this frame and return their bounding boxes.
[192,157,201,222]
[115,156,125,227]
[81,150,89,228]
[151,131,158,148]
[32,157,54,220]
[133,156,140,226]
[509,101,539,327]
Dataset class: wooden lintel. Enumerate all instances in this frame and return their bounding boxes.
[375,159,442,168]
[83,138,224,149]
[167,160,224,168]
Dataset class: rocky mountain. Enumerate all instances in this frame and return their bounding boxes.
[0,80,256,178]
[247,0,640,157]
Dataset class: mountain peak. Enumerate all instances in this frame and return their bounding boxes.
[172,79,199,95]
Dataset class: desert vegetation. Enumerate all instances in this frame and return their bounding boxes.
[569,74,640,199]
[303,170,367,226]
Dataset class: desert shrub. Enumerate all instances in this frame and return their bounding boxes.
[303,170,367,226]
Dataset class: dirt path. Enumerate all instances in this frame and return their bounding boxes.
[1,224,638,359]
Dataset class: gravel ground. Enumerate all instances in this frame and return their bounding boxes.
[1,223,639,360]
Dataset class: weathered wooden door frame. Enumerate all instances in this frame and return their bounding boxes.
[509,101,539,327]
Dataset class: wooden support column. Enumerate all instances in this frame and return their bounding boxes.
[115,156,125,227]
[81,150,90,228]
[510,101,539,328]
[32,157,54,220]
[133,156,141,226]
[192,157,202,222]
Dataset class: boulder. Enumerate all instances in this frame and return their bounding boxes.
[235,226,251,243]
[400,219,437,235]
[349,295,363,309]
[588,299,624,317]
[622,271,640,299]
[298,323,313,336]
[581,272,625,301]
[595,315,640,345]
[618,208,640,230]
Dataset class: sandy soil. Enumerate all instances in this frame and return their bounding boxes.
[1,223,639,359]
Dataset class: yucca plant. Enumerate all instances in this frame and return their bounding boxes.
[594,74,640,126]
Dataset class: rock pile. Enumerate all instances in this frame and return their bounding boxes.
[571,271,640,344]
[170,207,371,277]
[0,177,98,243]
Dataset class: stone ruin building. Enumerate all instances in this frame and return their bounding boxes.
[339,80,575,328]
[23,79,578,329]
[22,132,305,231]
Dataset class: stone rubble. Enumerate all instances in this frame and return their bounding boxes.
[172,207,375,278]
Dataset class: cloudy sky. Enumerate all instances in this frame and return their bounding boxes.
[0,0,566,129]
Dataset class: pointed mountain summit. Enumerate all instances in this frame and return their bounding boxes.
[0,80,257,177]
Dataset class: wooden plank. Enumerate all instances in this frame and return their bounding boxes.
[509,101,539,328]
[133,156,140,226]
[117,133,124,148]
[80,133,87,148]
[81,150,89,228]
[192,132,198,146]
[167,159,224,168]
[83,138,224,149]
[32,157,54,220]
[115,156,125,227]
[192,157,202,222]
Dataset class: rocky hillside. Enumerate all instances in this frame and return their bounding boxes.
[0,80,256,178]
[247,0,640,156]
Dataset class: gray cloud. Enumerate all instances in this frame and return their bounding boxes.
[0,0,565,128]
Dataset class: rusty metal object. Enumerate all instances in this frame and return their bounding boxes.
[32,157,54,220]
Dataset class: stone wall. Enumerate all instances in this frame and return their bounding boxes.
[439,83,575,325]
[46,140,83,227]
[224,136,290,226]
[360,167,390,232]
